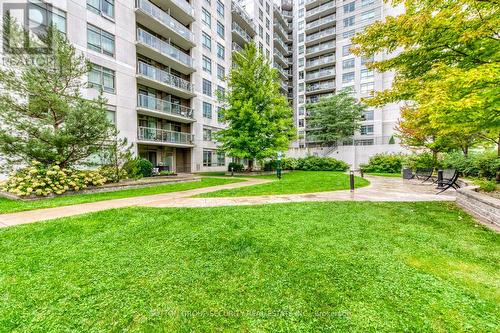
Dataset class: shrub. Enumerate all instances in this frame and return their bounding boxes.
[475,180,497,192]
[404,152,437,170]
[296,156,349,171]
[158,170,175,176]
[228,162,244,172]
[360,153,404,173]
[442,151,499,180]
[282,157,299,170]
[137,158,153,177]
[0,161,107,197]
[122,158,142,179]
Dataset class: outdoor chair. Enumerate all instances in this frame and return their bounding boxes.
[415,168,434,183]
[436,169,460,194]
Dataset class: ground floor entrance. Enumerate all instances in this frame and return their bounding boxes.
[138,145,192,173]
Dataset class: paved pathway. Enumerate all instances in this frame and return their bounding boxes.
[0,176,455,228]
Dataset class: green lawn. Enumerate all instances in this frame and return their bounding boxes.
[0,178,241,214]
[197,171,369,197]
[0,202,498,331]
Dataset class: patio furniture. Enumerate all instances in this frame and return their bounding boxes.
[402,168,414,179]
[436,169,460,194]
[416,168,434,183]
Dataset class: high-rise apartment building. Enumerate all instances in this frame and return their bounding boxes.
[0,0,404,173]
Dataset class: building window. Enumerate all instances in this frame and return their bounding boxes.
[89,64,115,93]
[217,152,225,166]
[265,2,270,13]
[343,58,355,70]
[342,72,355,83]
[259,25,263,37]
[203,101,212,118]
[30,2,67,34]
[202,79,212,96]
[202,8,211,27]
[360,82,375,93]
[344,16,355,28]
[217,64,225,80]
[259,8,263,21]
[202,55,212,73]
[298,119,304,127]
[361,10,376,22]
[203,150,213,166]
[203,127,212,141]
[343,30,355,39]
[106,105,116,123]
[362,110,374,121]
[216,0,224,17]
[343,44,352,57]
[298,45,304,54]
[87,0,114,18]
[202,32,211,50]
[217,43,225,60]
[362,0,375,6]
[217,106,224,122]
[361,69,374,79]
[361,55,374,65]
[299,33,304,43]
[266,33,270,45]
[87,24,115,57]
[216,85,225,100]
[266,18,270,29]
[360,125,374,135]
[217,21,225,38]
[343,2,355,13]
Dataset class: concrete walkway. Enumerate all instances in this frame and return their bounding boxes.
[0,176,455,228]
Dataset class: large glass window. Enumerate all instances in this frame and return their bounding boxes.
[89,64,115,93]
[360,125,374,135]
[343,58,355,70]
[217,43,225,60]
[216,0,224,17]
[361,69,374,79]
[87,0,114,18]
[203,127,212,141]
[342,72,355,83]
[343,2,355,13]
[203,79,212,96]
[202,8,211,27]
[202,55,212,73]
[29,2,67,34]
[87,24,115,57]
[203,101,212,118]
[343,16,355,28]
[360,82,375,93]
[216,21,225,38]
[217,64,225,80]
[202,32,211,50]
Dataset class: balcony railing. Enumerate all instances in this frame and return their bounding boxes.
[273,34,289,52]
[306,55,335,67]
[171,0,194,18]
[273,48,287,64]
[306,27,336,42]
[306,1,336,18]
[306,14,336,30]
[231,2,257,33]
[137,94,194,119]
[232,42,243,53]
[306,81,335,92]
[306,41,335,54]
[232,22,252,42]
[136,0,194,43]
[137,61,193,92]
[137,28,193,68]
[306,68,335,80]
[138,126,194,145]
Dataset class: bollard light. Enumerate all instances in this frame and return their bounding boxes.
[436,170,444,189]
[349,170,355,192]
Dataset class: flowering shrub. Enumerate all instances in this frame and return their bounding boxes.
[0,162,108,197]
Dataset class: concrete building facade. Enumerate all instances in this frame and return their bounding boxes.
[1,0,405,173]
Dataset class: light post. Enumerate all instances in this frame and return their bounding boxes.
[277,152,282,180]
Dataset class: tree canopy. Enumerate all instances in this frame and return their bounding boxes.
[0,22,114,169]
[352,0,500,155]
[215,43,295,169]
[306,90,366,145]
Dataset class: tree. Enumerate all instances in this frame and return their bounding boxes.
[351,0,500,156]
[306,90,365,145]
[0,21,114,170]
[99,128,135,182]
[215,43,295,170]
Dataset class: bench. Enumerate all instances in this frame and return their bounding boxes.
[436,169,460,194]
[416,168,434,183]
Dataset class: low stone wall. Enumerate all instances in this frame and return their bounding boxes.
[456,186,500,228]
[0,176,201,201]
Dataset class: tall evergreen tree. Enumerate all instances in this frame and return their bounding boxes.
[0,21,114,170]
[216,43,295,170]
[307,90,365,145]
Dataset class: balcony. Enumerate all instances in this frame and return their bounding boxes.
[273,34,289,54]
[274,64,288,80]
[306,80,336,94]
[232,42,243,54]
[306,1,336,22]
[153,0,194,25]
[135,0,194,50]
[232,22,253,46]
[306,41,335,58]
[306,54,335,70]
[305,68,335,82]
[136,61,195,99]
[137,94,195,123]
[137,126,194,147]
[231,2,257,36]
[136,28,195,75]
[273,48,288,67]
[305,27,336,46]
[305,14,336,33]
[305,0,323,10]
[274,21,289,41]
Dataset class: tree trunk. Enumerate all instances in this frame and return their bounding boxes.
[248,159,254,172]
[496,132,500,183]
